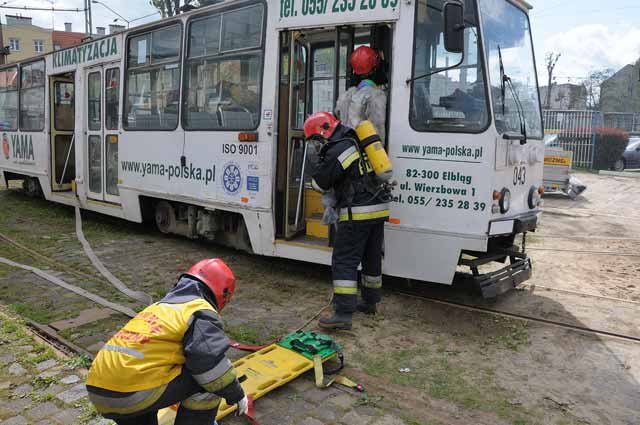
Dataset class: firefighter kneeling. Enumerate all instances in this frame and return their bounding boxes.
[305,112,392,330]
[86,259,248,425]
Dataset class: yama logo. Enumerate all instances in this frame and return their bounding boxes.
[10,134,35,162]
[1,133,8,160]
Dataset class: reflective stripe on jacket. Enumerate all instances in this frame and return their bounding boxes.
[86,278,243,405]
[87,297,214,392]
[310,124,389,222]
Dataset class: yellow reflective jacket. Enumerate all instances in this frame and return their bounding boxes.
[87,297,215,392]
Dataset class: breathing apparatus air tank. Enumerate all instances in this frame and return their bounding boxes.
[354,120,393,182]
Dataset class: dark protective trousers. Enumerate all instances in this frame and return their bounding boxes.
[331,220,384,313]
[87,369,220,425]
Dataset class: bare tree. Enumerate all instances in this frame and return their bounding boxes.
[544,52,561,109]
[149,0,181,17]
[582,68,615,110]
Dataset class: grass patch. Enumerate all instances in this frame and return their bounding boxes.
[31,375,58,390]
[355,344,537,424]
[59,315,126,342]
[224,324,261,345]
[493,322,530,351]
[65,354,93,370]
[31,392,56,402]
[27,344,55,365]
[75,398,100,424]
[353,393,384,408]
[8,302,56,323]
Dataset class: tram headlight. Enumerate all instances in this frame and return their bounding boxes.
[499,188,511,214]
[528,186,540,209]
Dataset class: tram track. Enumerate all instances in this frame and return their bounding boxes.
[392,287,640,344]
[24,319,93,359]
[2,209,639,349]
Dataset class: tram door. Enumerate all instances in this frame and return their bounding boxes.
[85,64,121,203]
[49,75,75,191]
[275,25,392,241]
[275,28,355,240]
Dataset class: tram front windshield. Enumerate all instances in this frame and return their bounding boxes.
[410,0,541,138]
[480,0,542,139]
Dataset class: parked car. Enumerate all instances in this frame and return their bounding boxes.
[613,137,640,171]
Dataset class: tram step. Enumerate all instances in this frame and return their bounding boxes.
[304,189,324,218]
[306,216,329,239]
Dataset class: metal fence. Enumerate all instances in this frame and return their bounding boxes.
[543,110,599,168]
[603,112,640,133]
[543,110,640,169]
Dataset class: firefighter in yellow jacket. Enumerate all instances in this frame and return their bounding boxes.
[86,259,248,425]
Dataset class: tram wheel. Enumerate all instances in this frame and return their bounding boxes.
[22,177,42,198]
[155,201,176,234]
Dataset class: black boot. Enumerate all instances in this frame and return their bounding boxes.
[356,302,377,315]
[318,311,352,330]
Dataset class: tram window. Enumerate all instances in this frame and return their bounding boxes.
[221,7,262,51]
[88,72,101,131]
[189,15,220,58]
[54,82,74,131]
[152,26,181,62]
[105,68,120,130]
[19,60,45,131]
[183,5,264,131]
[410,0,488,133]
[309,44,347,115]
[125,24,181,131]
[291,43,307,129]
[0,66,18,131]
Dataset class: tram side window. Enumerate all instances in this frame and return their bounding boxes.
[183,4,264,130]
[20,60,45,131]
[106,68,120,130]
[0,66,18,131]
[124,25,181,130]
[88,72,101,130]
[410,0,488,133]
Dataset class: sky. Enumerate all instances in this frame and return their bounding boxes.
[529,0,640,85]
[2,0,640,85]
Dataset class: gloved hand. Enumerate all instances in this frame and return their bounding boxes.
[236,395,249,416]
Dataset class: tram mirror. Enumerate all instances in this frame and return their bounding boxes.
[443,0,465,54]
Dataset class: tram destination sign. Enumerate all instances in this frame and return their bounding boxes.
[52,36,120,69]
[277,0,400,28]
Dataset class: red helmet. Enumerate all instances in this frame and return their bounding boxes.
[303,112,340,140]
[351,46,379,76]
[185,259,235,310]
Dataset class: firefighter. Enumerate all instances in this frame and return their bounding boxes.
[306,112,390,330]
[86,259,248,425]
[335,46,388,144]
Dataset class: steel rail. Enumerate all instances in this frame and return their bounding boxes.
[394,289,640,344]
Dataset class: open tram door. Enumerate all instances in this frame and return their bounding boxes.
[49,74,75,191]
[84,63,121,204]
[275,25,391,242]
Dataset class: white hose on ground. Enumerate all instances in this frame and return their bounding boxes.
[0,256,136,318]
[74,207,153,305]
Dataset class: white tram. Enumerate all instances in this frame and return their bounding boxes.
[0,0,544,296]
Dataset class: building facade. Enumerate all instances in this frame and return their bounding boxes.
[1,17,86,64]
[1,15,52,63]
[600,60,640,113]
[539,83,587,110]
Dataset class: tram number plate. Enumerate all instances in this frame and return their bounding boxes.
[280,0,398,18]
